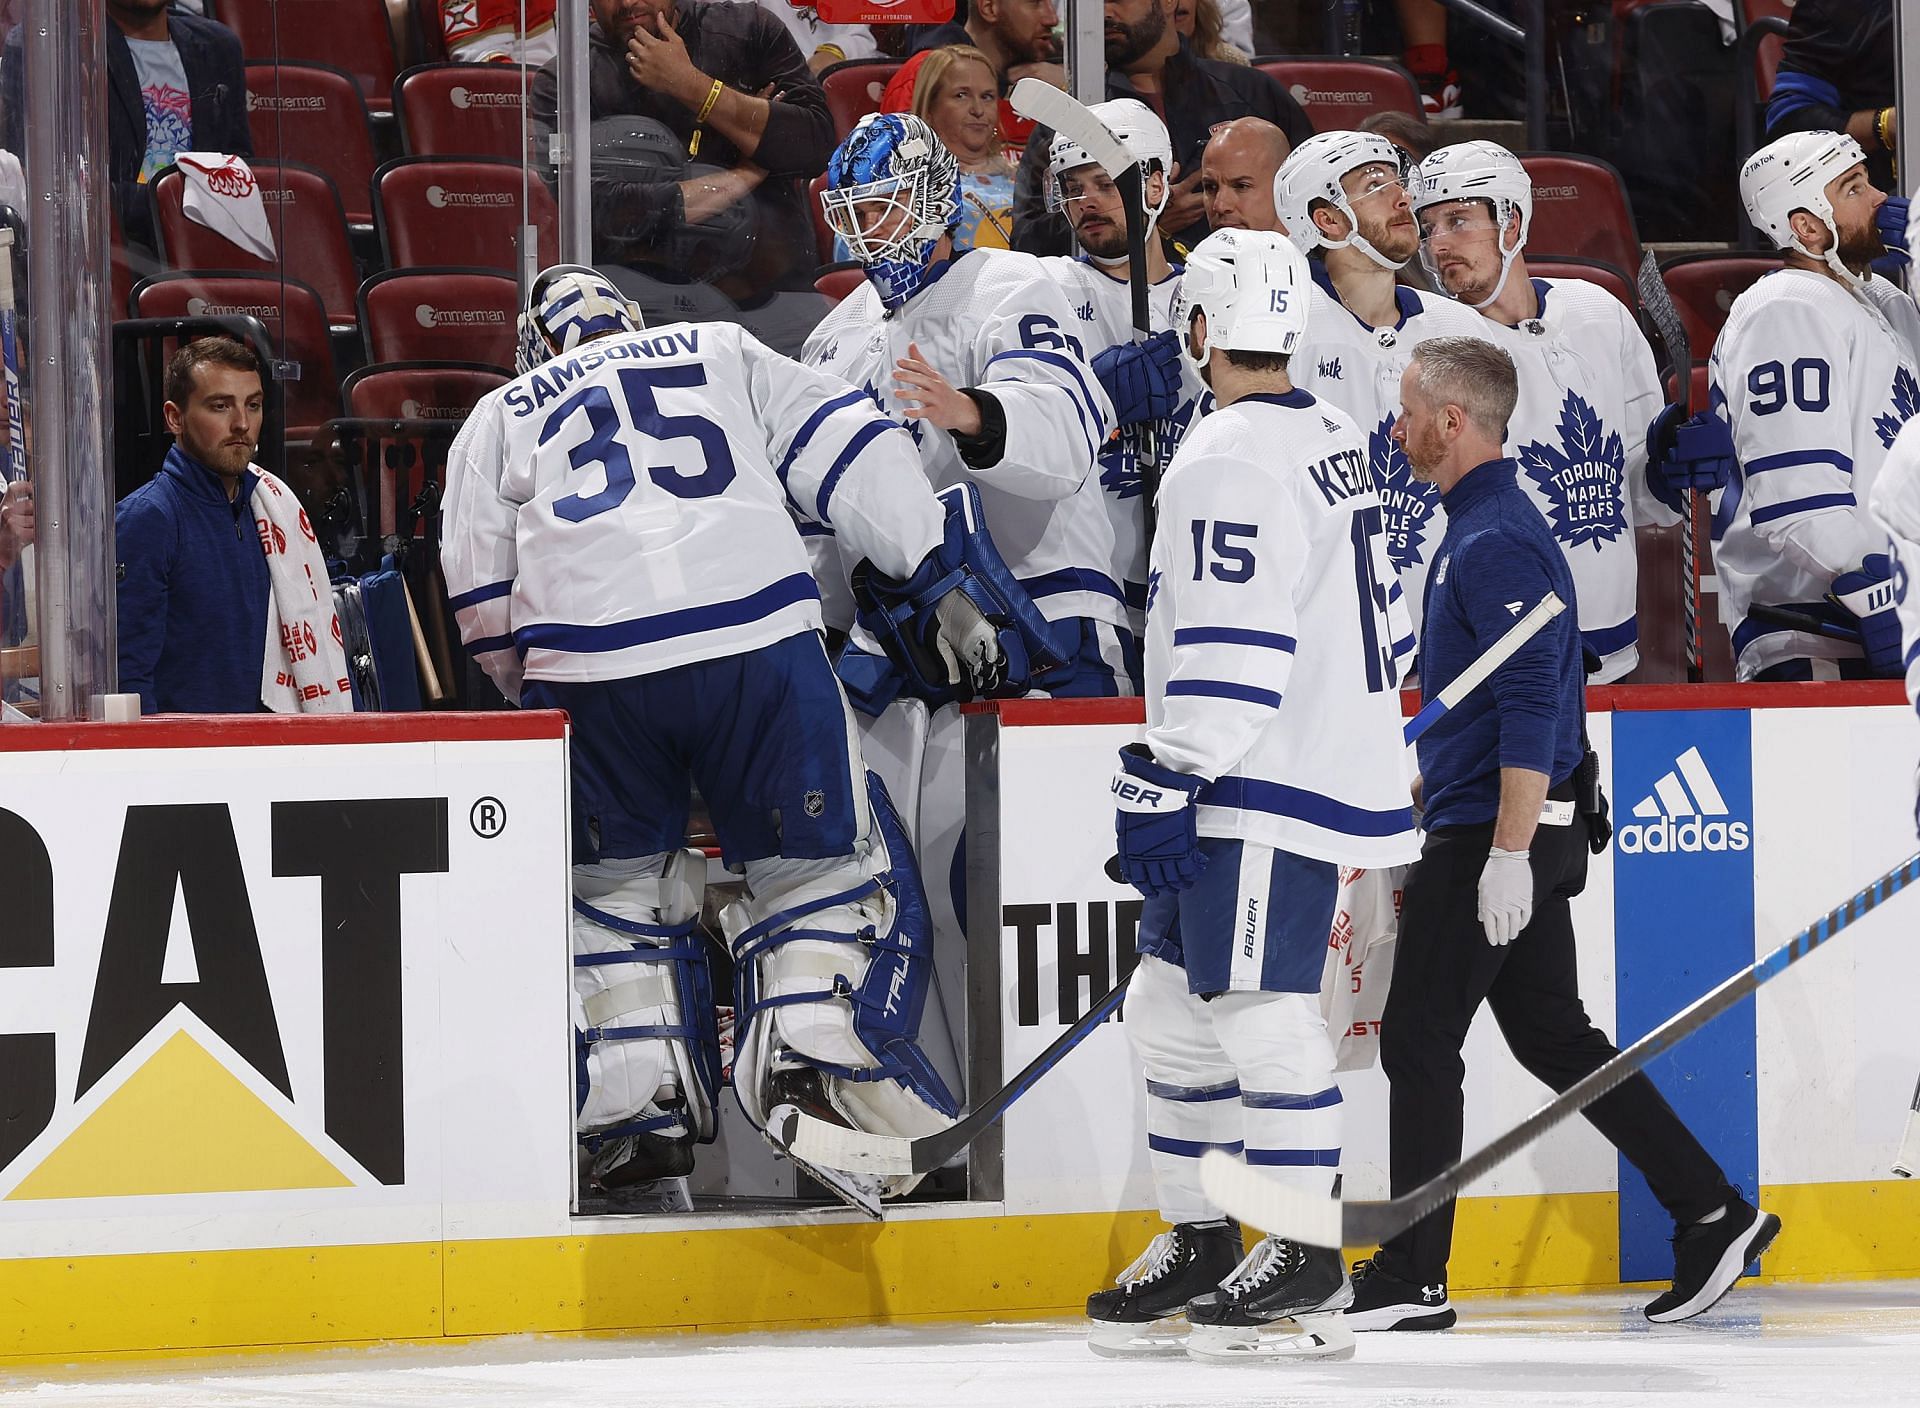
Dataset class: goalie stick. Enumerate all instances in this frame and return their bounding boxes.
[1200,849,1920,1249]
[777,593,1566,1180]
[1637,250,1702,683]
[1008,78,1160,527]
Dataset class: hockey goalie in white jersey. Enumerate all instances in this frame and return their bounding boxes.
[1712,131,1920,681]
[442,266,1024,1217]
[1092,230,1420,1363]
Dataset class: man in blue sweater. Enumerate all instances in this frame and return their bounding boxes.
[116,338,269,713]
[1345,336,1780,1332]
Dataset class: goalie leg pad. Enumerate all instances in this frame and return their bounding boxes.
[1127,953,1246,1225]
[573,849,721,1156]
[848,481,1069,708]
[723,771,959,1191]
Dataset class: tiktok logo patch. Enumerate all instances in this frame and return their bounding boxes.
[1519,391,1625,551]
[1371,414,1439,575]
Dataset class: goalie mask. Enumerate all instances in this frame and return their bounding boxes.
[822,113,961,311]
[1740,130,1874,287]
[1410,140,1533,310]
[1276,130,1412,271]
[516,264,646,375]
[1174,228,1311,376]
[1045,98,1174,267]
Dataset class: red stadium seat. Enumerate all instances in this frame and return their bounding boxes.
[1254,57,1422,132]
[818,59,901,141]
[394,62,532,160]
[148,160,360,331]
[359,267,520,367]
[1658,251,1782,366]
[1518,152,1641,276]
[814,264,866,304]
[1526,256,1637,316]
[342,361,508,421]
[808,172,837,265]
[218,0,401,115]
[131,271,341,435]
[373,157,558,273]
[244,62,378,227]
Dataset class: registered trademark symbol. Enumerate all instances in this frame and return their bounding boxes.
[470,797,507,838]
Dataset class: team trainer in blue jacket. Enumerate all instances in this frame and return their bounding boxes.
[115,339,270,713]
[1344,335,1780,1334]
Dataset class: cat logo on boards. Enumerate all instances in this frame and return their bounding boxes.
[0,798,449,1200]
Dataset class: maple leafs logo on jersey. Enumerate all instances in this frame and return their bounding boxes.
[1145,566,1162,616]
[1099,432,1144,500]
[862,380,921,445]
[1874,366,1920,450]
[1371,414,1440,575]
[1518,391,1625,551]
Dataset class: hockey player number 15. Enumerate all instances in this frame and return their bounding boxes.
[544,363,738,522]
[1351,504,1397,694]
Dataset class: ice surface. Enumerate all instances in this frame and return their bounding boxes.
[5,1281,1919,1407]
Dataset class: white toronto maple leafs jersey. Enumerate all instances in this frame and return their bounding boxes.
[802,249,1119,628]
[1868,416,1920,720]
[441,321,942,701]
[1039,255,1206,630]
[1710,268,1920,679]
[1291,265,1490,642]
[1144,389,1421,868]
[1484,277,1669,683]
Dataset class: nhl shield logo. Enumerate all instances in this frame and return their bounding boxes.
[804,790,826,818]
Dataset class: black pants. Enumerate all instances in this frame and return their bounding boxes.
[1376,816,1736,1284]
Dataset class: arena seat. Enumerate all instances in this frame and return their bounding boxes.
[819,59,901,141]
[359,267,520,367]
[243,62,378,227]
[814,264,866,305]
[1254,57,1422,132]
[1658,251,1781,366]
[218,0,401,115]
[131,271,341,436]
[394,63,532,160]
[148,161,361,332]
[1527,256,1637,315]
[373,157,559,273]
[1518,152,1641,275]
[342,360,508,422]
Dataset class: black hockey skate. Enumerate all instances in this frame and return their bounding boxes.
[586,1125,695,1214]
[763,1066,886,1220]
[1184,1235,1356,1362]
[1084,1219,1243,1358]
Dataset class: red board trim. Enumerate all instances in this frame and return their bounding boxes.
[0,710,569,753]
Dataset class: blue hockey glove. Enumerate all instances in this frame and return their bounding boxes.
[1830,554,1904,675]
[1111,743,1208,897]
[1877,194,1911,268]
[1645,402,1734,515]
[1091,331,1182,427]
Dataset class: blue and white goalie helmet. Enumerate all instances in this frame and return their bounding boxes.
[821,113,960,311]
[515,264,646,375]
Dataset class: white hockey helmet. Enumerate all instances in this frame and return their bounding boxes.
[1740,130,1873,286]
[516,264,645,375]
[1409,140,1533,309]
[1275,130,1411,270]
[1046,99,1174,266]
[1174,228,1311,375]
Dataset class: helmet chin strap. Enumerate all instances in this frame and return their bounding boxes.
[1324,204,1404,271]
[1794,220,1869,287]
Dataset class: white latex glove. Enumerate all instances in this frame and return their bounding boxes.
[1477,847,1533,946]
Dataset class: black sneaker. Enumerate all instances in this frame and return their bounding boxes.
[1343,1257,1455,1331]
[1086,1219,1243,1357]
[1644,1197,1782,1323]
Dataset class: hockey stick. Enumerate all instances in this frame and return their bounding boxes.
[1895,1072,1920,1178]
[1746,603,1862,645]
[781,592,1566,1179]
[1201,850,1920,1248]
[1009,78,1161,527]
[0,227,26,486]
[1637,251,1702,683]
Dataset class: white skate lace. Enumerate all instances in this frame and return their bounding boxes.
[1117,1229,1182,1288]
[1222,1236,1301,1299]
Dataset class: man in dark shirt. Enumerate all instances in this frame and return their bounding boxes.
[1009,0,1312,256]
[1766,0,1895,191]
[529,0,834,311]
[1345,336,1780,1334]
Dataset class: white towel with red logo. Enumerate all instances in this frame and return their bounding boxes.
[175,152,277,260]
[252,468,352,713]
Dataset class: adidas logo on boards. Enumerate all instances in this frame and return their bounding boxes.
[1616,746,1750,855]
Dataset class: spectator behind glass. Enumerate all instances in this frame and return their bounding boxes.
[913,46,1015,250]
[1765,0,1895,189]
[883,0,1065,161]
[440,0,560,65]
[529,0,834,350]
[1173,0,1250,65]
[691,0,881,73]
[1009,0,1311,258]
[4,0,250,253]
